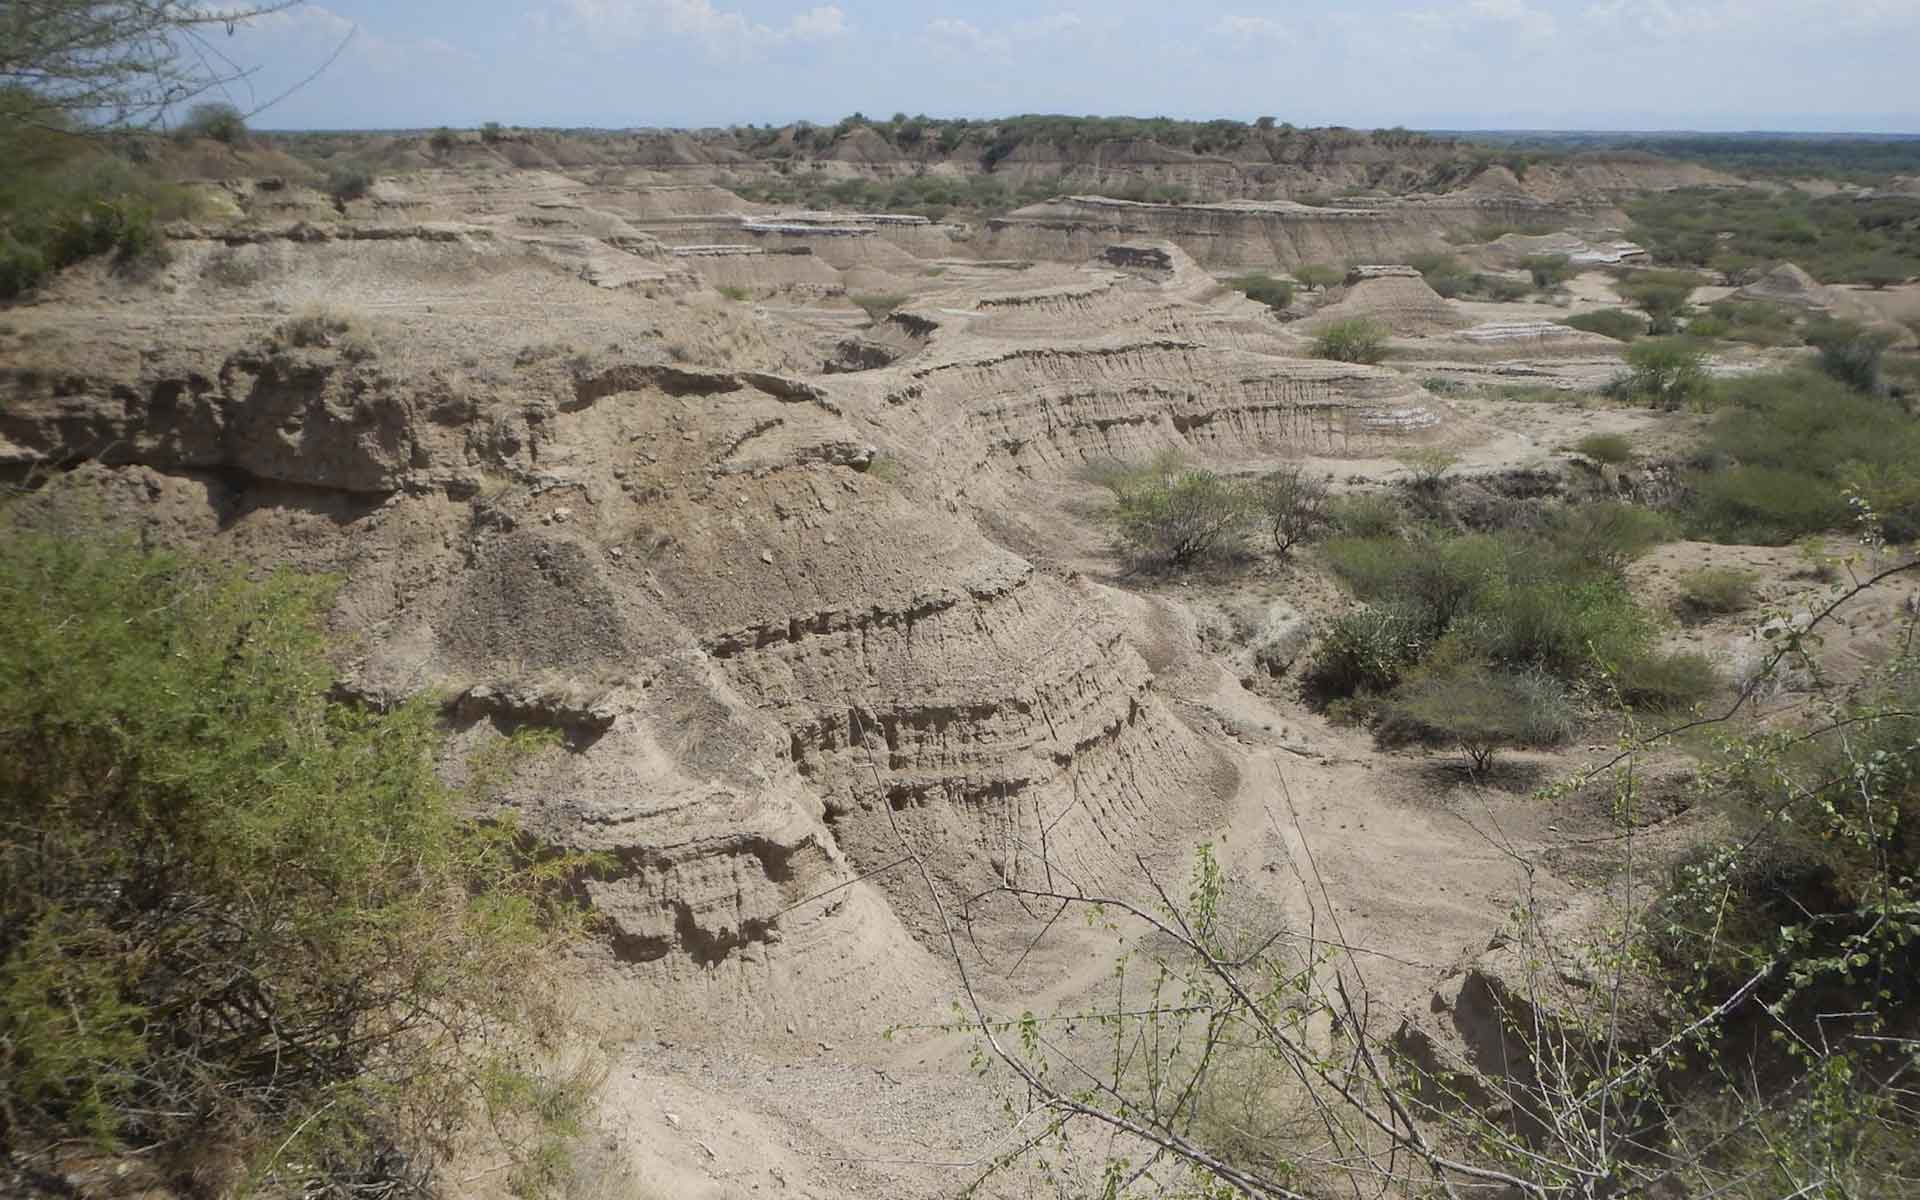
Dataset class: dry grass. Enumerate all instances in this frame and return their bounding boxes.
[274,303,377,361]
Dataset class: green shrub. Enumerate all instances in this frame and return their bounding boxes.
[0,234,49,296]
[1304,604,1428,701]
[1292,262,1342,292]
[0,532,593,1191]
[1805,317,1896,393]
[1551,500,1674,570]
[1252,464,1330,554]
[325,165,374,203]
[851,292,906,323]
[1855,256,1910,290]
[717,284,751,302]
[1618,273,1697,335]
[1227,272,1294,313]
[1677,567,1758,617]
[1610,649,1720,711]
[1561,309,1647,341]
[1683,313,1730,340]
[1704,299,1799,347]
[1628,186,1920,286]
[1408,252,1472,297]
[1467,577,1655,680]
[430,126,458,155]
[1105,459,1254,568]
[481,121,506,144]
[1612,337,1711,409]
[1574,432,1634,463]
[1522,253,1576,289]
[1325,533,1501,632]
[1692,466,1849,544]
[1394,446,1460,487]
[1327,492,1402,538]
[1479,274,1534,302]
[1690,370,1920,542]
[0,145,193,298]
[1380,664,1574,770]
[177,101,247,146]
[1320,514,1667,693]
[1312,318,1390,364]
[1652,652,1920,1035]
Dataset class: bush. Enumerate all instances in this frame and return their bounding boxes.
[1805,317,1896,393]
[1304,604,1428,701]
[1522,253,1576,290]
[1320,515,1667,693]
[851,292,906,323]
[717,284,751,302]
[1327,492,1402,538]
[274,304,377,360]
[481,121,506,144]
[1252,464,1330,554]
[1562,309,1647,341]
[430,126,458,155]
[1692,466,1851,544]
[1677,567,1758,617]
[1552,500,1674,570]
[1480,274,1534,302]
[1408,252,1473,298]
[1292,262,1343,292]
[1618,273,1698,335]
[1394,446,1459,487]
[1228,272,1294,313]
[1690,370,1920,542]
[1610,649,1720,711]
[0,140,195,298]
[1612,337,1711,409]
[1380,664,1574,769]
[1312,318,1390,364]
[1629,185,1920,286]
[1105,459,1254,568]
[1574,432,1634,463]
[0,532,593,1192]
[325,165,373,203]
[1855,256,1909,290]
[1471,577,1655,680]
[177,101,247,146]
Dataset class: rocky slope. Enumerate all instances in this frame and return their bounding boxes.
[0,165,1686,1197]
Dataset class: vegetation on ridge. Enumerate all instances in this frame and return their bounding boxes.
[0,531,596,1196]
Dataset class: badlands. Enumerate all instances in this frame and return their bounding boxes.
[5,123,1920,1200]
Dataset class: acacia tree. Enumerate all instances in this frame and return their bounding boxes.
[1252,463,1330,556]
[1111,465,1253,568]
[0,1,306,132]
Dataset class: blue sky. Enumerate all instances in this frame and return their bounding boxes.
[205,1,1919,132]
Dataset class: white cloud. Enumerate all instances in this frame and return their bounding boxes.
[562,1,850,54]
[923,12,1083,59]
[1209,15,1290,41]
[1412,0,1558,39]
[1012,13,1084,39]
[1470,0,1558,37]
[1584,0,1920,38]
[925,17,1011,56]
[788,5,848,40]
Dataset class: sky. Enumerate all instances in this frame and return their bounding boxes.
[197,1,1920,133]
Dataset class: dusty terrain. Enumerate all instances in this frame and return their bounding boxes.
[3,153,1910,1199]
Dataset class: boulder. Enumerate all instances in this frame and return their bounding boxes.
[1252,601,1313,676]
